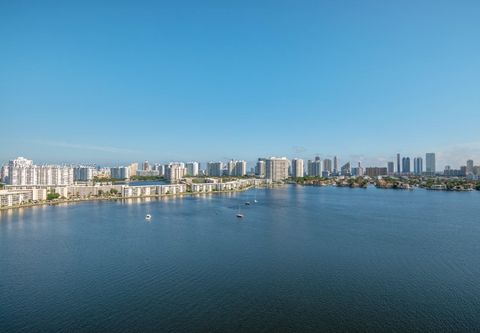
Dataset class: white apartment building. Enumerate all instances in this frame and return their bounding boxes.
[265,157,289,182]
[165,163,187,183]
[186,162,199,176]
[207,162,223,177]
[7,157,74,186]
[110,166,130,179]
[291,158,304,178]
[0,188,47,207]
[256,159,266,178]
[74,166,95,181]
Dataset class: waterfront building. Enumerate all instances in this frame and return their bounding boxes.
[413,157,423,175]
[307,157,322,177]
[73,166,95,181]
[207,162,223,177]
[291,158,304,178]
[7,157,35,185]
[265,157,289,182]
[0,188,47,207]
[186,162,199,177]
[365,167,388,177]
[323,159,333,173]
[387,162,395,175]
[340,162,351,176]
[425,153,436,175]
[7,157,74,186]
[255,159,266,178]
[402,157,411,174]
[110,166,130,180]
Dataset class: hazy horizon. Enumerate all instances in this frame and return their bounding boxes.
[1,1,479,168]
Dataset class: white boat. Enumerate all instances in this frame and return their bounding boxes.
[145,214,152,220]
[236,205,244,218]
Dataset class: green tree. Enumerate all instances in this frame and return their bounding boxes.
[47,193,60,201]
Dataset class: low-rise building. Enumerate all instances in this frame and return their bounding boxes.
[0,188,47,207]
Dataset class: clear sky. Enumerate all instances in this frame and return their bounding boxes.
[1,0,479,168]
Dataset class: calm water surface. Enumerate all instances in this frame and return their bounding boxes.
[1,186,480,332]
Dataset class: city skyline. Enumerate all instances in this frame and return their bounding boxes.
[2,1,480,167]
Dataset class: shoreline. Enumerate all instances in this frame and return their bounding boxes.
[2,183,478,212]
[0,185,263,212]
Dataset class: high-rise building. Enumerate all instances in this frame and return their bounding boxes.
[227,160,235,176]
[307,157,322,177]
[234,161,247,177]
[291,158,304,178]
[387,162,395,175]
[425,153,436,175]
[340,162,351,176]
[207,162,223,177]
[473,166,480,176]
[110,166,130,180]
[265,157,289,182]
[165,163,187,183]
[323,159,332,173]
[402,157,411,174]
[396,153,401,174]
[142,160,150,171]
[255,159,266,178]
[1,165,9,183]
[351,162,364,177]
[365,167,388,177]
[333,156,338,175]
[226,160,247,176]
[186,162,199,176]
[413,157,423,175]
[466,160,474,175]
[74,166,95,181]
[129,162,138,176]
[155,164,165,177]
[7,157,74,186]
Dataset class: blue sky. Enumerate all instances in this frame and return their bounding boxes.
[1,0,479,168]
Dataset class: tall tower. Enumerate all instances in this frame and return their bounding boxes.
[396,153,401,174]
[425,153,436,175]
[291,159,304,178]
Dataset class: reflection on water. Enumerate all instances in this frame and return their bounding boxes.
[1,186,480,332]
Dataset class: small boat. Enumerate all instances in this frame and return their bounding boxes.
[236,204,244,218]
[145,214,152,220]
[253,199,258,203]
[244,202,251,205]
